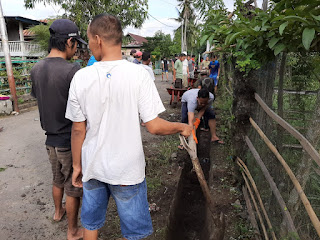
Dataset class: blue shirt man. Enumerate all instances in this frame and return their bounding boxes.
[208,55,220,93]
[87,55,98,66]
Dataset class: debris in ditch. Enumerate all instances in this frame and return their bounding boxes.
[167,171,172,175]
[231,199,242,210]
[149,203,160,212]
[171,152,177,159]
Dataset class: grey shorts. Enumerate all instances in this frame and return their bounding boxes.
[46,145,83,197]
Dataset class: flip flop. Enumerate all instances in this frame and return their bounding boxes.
[211,139,225,145]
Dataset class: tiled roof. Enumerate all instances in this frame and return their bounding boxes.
[128,33,148,45]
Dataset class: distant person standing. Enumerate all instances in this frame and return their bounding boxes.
[133,50,142,64]
[182,52,189,88]
[171,54,178,84]
[187,54,195,78]
[209,55,220,93]
[173,53,186,89]
[87,55,97,66]
[161,57,169,82]
[31,19,85,240]
[127,49,136,62]
[142,52,155,81]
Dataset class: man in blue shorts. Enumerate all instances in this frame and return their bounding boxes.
[209,55,220,94]
[65,13,192,240]
[179,88,224,149]
[161,57,169,82]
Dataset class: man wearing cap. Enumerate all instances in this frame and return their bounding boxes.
[31,19,86,240]
[133,50,142,64]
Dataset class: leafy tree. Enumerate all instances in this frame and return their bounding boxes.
[143,31,175,58]
[28,19,54,52]
[24,0,148,39]
[200,0,320,74]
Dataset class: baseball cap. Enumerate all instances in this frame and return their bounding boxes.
[49,19,87,45]
[180,52,186,57]
[182,51,187,55]
[135,51,142,57]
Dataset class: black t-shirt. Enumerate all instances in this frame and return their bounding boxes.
[163,59,168,70]
[200,77,215,94]
[31,57,81,147]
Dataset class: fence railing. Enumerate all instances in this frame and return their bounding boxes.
[240,92,320,239]
[0,41,44,57]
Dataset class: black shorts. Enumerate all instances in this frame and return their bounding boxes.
[181,102,215,124]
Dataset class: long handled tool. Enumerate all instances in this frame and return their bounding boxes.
[179,132,225,239]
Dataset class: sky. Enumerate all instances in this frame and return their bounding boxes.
[2,0,263,37]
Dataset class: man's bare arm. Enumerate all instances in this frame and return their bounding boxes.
[71,121,86,188]
[145,117,192,137]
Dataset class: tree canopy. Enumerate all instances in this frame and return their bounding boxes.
[24,0,148,38]
[200,0,320,73]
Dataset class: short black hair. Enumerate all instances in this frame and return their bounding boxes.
[142,52,150,61]
[198,88,209,99]
[89,13,123,45]
[48,36,77,52]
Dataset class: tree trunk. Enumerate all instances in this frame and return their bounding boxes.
[181,21,184,52]
[262,0,268,11]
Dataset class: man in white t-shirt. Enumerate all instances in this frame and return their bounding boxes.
[182,51,189,88]
[142,51,155,81]
[65,13,192,240]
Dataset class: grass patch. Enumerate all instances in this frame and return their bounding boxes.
[0,167,6,172]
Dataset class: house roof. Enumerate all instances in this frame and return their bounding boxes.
[5,16,44,26]
[127,33,148,45]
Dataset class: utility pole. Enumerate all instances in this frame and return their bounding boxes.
[0,0,19,112]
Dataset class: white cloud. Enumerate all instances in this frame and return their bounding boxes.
[2,0,61,20]
[124,18,180,38]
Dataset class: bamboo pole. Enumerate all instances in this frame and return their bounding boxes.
[237,158,277,240]
[0,1,19,112]
[245,135,298,236]
[254,93,320,167]
[242,185,262,239]
[241,171,269,240]
[249,117,320,237]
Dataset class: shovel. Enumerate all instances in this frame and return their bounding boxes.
[179,132,225,239]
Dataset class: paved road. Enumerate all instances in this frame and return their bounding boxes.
[0,73,174,240]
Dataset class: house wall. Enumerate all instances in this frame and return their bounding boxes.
[6,21,20,41]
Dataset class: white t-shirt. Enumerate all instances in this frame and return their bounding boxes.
[183,59,188,75]
[142,64,155,81]
[65,60,165,185]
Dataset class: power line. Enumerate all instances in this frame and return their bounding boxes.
[158,0,178,7]
[147,13,176,28]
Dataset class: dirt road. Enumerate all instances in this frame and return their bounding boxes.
[0,74,175,240]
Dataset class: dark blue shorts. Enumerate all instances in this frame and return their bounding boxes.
[81,178,153,239]
[181,102,215,125]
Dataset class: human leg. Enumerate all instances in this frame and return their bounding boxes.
[56,147,83,239]
[182,75,188,88]
[81,179,110,240]
[46,146,66,221]
[66,196,83,240]
[166,71,169,81]
[110,179,153,240]
[52,185,66,221]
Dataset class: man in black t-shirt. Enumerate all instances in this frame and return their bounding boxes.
[31,19,86,240]
[161,57,169,82]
